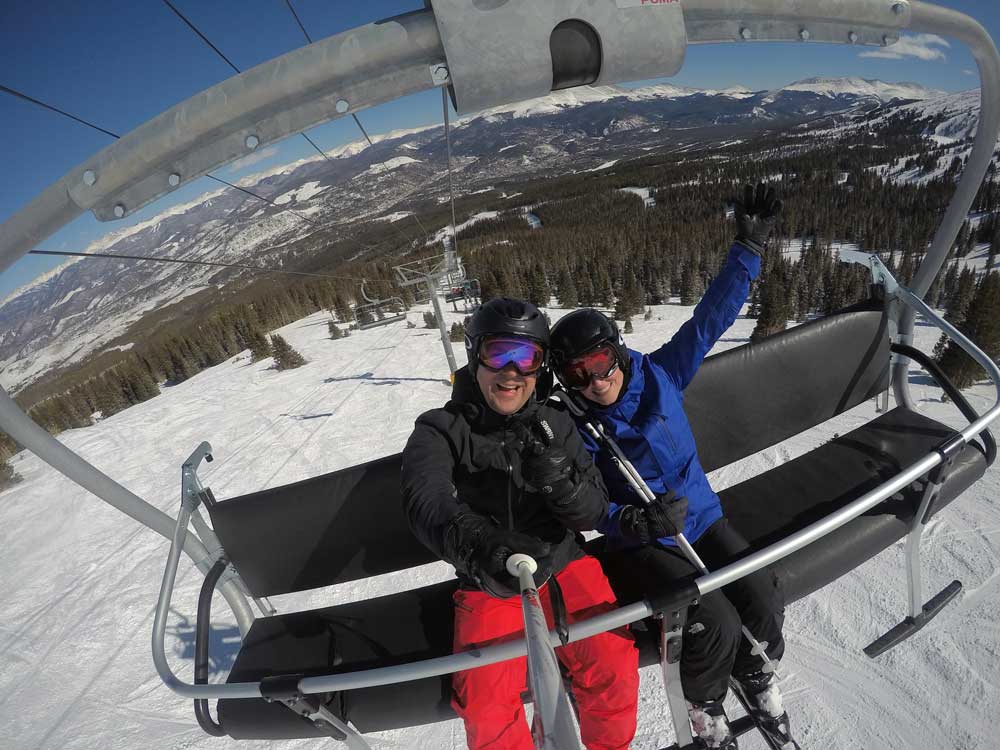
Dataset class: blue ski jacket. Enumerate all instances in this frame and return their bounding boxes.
[575,243,761,549]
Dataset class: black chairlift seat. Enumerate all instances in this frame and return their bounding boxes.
[201,298,992,739]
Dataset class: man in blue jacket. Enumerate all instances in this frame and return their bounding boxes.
[549,185,796,750]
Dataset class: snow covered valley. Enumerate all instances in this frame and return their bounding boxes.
[2,300,999,750]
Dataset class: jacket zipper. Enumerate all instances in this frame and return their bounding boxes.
[502,425,514,530]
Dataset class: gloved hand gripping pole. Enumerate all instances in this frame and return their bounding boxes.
[550,390,776,675]
[506,554,581,750]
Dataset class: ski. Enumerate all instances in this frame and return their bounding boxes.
[729,679,801,750]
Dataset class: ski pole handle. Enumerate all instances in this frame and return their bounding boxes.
[506,553,539,591]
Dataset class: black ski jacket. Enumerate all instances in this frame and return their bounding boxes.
[401,368,609,594]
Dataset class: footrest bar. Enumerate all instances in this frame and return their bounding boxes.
[864,579,962,658]
[660,717,757,750]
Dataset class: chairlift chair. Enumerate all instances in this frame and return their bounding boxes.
[354,279,406,330]
[0,2,999,749]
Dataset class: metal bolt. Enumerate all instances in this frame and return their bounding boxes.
[892,2,906,15]
[739,27,752,41]
[82,169,97,187]
[800,28,811,41]
[113,204,126,219]
[430,63,450,85]
[849,31,859,44]
[245,134,260,150]
[335,99,350,114]
[168,173,181,187]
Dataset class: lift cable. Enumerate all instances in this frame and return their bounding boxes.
[161,0,334,164]
[0,84,321,228]
[442,87,460,254]
[27,249,367,282]
[0,84,120,140]
[281,0,424,251]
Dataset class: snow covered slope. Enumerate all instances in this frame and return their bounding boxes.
[2,299,998,750]
[781,77,943,101]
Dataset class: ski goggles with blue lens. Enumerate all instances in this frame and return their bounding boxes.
[478,335,547,375]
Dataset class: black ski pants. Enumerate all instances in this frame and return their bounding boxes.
[600,517,785,704]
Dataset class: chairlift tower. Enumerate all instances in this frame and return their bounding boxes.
[393,236,467,374]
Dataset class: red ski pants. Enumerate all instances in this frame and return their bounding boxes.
[451,555,639,750]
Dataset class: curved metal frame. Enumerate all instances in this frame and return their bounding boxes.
[355,279,406,329]
[0,0,998,743]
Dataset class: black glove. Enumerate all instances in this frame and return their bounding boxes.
[617,492,689,544]
[734,183,782,256]
[515,418,576,500]
[445,512,551,581]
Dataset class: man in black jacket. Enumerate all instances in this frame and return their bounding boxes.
[401,298,639,750]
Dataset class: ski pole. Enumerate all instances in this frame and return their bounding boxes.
[551,389,776,675]
[506,554,581,750]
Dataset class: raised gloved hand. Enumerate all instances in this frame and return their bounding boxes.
[734,183,782,256]
[445,512,552,582]
[617,491,689,544]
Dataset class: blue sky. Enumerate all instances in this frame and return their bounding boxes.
[1,0,997,300]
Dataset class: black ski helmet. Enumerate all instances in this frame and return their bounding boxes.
[464,297,550,376]
[550,309,632,393]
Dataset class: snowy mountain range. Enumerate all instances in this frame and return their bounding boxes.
[1,77,961,390]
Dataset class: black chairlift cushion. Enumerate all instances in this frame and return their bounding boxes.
[215,405,987,739]
[684,300,890,474]
[205,453,434,597]
[718,406,989,604]
[218,580,459,737]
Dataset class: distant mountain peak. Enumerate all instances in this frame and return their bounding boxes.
[781,77,945,101]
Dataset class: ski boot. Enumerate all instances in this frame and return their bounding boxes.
[687,698,738,749]
[735,671,801,750]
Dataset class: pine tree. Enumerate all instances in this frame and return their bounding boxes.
[938,272,1000,388]
[449,322,465,342]
[247,329,272,362]
[556,269,579,308]
[614,271,644,320]
[423,311,438,329]
[679,263,702,306]
[270,334,307,370]
[328,320,345,339]
[0,454,20,490]
[751,259,790,342]
[623,318,634,334]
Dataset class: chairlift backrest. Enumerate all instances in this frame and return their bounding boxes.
[685,298,890,473]
[205,453,430,597]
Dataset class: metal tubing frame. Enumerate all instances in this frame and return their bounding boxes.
[659,612,695,748]
[0,0,995,725]
[905,478,940,618]
[898,1,1000,409]
[508,555,580,749]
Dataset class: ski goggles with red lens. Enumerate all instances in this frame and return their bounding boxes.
[558,344,619,390]
[478,335,547,375]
